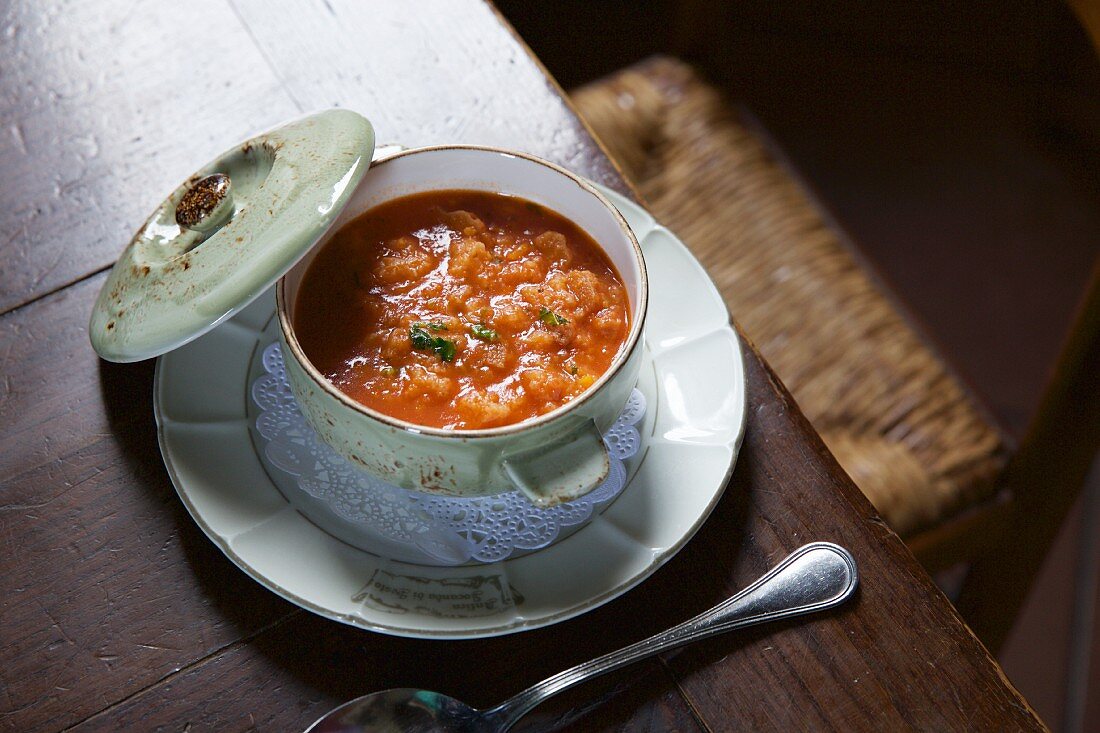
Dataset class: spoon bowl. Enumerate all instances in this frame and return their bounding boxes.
[308,689,491,733]
[307,542,858,733]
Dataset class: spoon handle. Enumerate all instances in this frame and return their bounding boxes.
[486,542,858,731]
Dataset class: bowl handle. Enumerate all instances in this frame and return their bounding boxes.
[501,420,610,507]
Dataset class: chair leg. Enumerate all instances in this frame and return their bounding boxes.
[955,510,1076,655]
[956,263,1100,653]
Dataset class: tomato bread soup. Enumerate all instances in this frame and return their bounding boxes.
[293,190,632,430]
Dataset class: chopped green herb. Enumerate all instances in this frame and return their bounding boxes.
[470,324,499,342]
[410,325,435,350]
[380,365,397,377]
[413,321,448,332]
[538,307,568,326]
[568,364,578,375]
[410,325,456,363]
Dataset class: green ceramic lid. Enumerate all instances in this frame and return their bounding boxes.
[90,109,375,362]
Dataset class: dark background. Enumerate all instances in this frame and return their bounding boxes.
[495,1,1100,729]
[499,0,1100,438]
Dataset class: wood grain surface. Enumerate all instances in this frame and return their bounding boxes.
[0,1,1045,731]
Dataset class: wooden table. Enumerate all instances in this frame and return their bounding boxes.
[0,1,1046,730]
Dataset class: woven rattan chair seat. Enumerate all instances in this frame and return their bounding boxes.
[572,58,1009,536]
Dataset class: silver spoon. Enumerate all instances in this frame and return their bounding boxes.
[307,542,858,733]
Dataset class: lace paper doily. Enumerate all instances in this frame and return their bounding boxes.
[251,343,645,565]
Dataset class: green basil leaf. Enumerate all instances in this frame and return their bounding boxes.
[470,324,499,342]
[411,325,457,362]
[410,325,434,350]
[434,337,456,362]
[538,307,568,326]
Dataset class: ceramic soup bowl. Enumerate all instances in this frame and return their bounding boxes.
[276,146,648,506]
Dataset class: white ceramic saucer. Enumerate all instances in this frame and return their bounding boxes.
[154,185,746,639]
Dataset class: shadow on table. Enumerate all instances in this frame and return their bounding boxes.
[97,358,297,637]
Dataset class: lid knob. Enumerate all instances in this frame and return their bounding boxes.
[175,173,234,233]
[89,109,375,363]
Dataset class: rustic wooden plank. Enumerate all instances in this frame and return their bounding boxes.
[225,0,628,192]
[0,0,300,314]
[0,275,296,731]
[66,612,704,732]
[652,348,1045,731]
